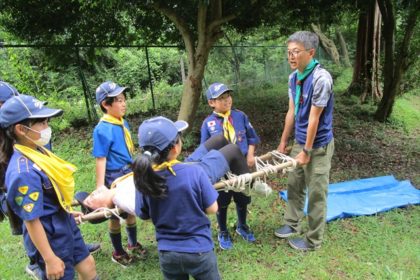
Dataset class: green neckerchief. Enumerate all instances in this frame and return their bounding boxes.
[294,59,319,117]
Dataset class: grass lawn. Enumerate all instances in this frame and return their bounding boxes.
[1,68,419,279]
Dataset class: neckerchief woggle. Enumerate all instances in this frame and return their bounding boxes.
[294,59,319,117]
[100,114,135,156]
[153,160,182,176]
[214,110,237,144]
[14,144,76,212]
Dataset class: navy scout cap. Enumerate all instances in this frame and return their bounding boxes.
[0,95,62,128]
[206,82,232,100]
[0,81,20,102]
[138,116,188,151]
[95,81,127,104]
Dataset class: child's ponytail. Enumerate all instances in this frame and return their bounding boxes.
[132,147,168,199]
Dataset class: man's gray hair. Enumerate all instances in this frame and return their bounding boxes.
[287,31,319,50]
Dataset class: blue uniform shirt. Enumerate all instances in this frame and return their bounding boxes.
[200,109,260,156]
[92,120,133,171]
[135,163,218,253]
[289,64,334,148]
[5,149,81,261]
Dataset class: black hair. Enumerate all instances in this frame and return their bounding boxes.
[132,134,181,199]
[0,118,47,186]
[99,92,127,113]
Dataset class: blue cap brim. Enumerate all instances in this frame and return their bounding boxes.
[174,120,188,132]
[28,107,63,119]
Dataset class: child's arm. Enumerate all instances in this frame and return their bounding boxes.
[247,144,256,168]
[25,219,65,279]
[96,157,107,188]
[200,120,211,144]
[205,201,218,214]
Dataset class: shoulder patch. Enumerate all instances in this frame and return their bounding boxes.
[15,196,24,206]
[207,120,216,127]
[29,192,40,201]
[23,203,34,212]
[18,186,29,195]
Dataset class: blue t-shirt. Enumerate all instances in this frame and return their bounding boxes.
[92,120,133,171]
[288,64,334,148]
[5,149,75,259]
[135,163,218,253]
[200,109,260,155]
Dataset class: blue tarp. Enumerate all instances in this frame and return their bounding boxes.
[279,175,420,222]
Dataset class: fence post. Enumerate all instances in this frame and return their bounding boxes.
[145,46,156,111]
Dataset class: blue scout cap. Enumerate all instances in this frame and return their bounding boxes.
[206,82,232,100]
[95,81,127,104]
[0,81,20,102]
[0,95,63,128]
[138,116,188,151]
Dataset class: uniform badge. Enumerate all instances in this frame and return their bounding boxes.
[29,192,39,201]
[18,186,29,195]
[207,120,216,127]
[23,203,34,212]
[15,196,24,206]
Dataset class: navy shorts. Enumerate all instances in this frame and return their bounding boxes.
[186,144,229,184]
[105,165,132,188]
[34,212,90,280]
[218,190,251,208]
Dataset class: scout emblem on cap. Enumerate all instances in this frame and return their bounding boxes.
[214,84,223,92]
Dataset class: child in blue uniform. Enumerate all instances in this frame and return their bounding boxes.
[201,82,261,250]
[92,81,145,267]
[132,116,221,280]
[0,95,98,280]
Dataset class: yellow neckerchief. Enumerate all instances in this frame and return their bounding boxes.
[214,110,237,144]
[14,144,76,212]
[110,172,133,189]
[100,114,135,156]
[152,160,182,176]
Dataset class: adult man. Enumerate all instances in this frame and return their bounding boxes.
[275,31,334,251]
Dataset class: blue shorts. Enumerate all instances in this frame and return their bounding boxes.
[31,212,90,280]
[186,144,229,184]
[105,165,132,188]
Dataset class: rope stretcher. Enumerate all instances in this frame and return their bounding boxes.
[78,151,296,222]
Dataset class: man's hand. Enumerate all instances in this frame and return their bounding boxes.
[45,255,65,280]
[295,150,311,166]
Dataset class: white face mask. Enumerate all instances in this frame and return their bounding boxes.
[25,126,52,147]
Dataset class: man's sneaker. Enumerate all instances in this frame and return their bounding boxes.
[235,225,256,242]
[288,238,320,251]
[86,243,101,254]
[217,231,233,250]
[25,263,43,280]
[274,225,297,238]
[111,251,134,268]
[127,242,147,259]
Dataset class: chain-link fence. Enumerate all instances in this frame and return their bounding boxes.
[0,44,333,127]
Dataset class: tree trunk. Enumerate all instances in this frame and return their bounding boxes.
[346,0,381,102]
[335,30,351,67]
[375,0,418,121]
[311,24,341,65]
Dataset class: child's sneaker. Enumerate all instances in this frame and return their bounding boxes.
[236,224,256,242]
[25,263,43,280]
[127,242,147,259]
[111,251,134,268]
[217,231,233,250]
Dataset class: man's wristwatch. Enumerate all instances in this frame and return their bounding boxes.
[303,147,312,156]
